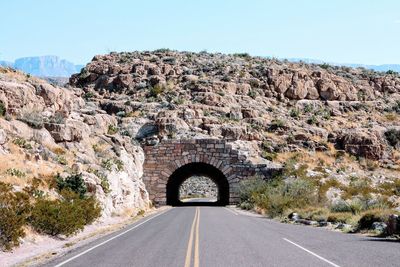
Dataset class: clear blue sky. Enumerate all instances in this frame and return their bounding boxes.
[1,0,399,65]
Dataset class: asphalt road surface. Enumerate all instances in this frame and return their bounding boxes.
[42,206,400,267]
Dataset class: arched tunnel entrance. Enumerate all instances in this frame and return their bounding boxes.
[166,162,230,206]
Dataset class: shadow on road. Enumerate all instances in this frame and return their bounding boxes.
[360,238,400,243]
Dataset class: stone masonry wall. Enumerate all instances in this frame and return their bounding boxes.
[143,139,280,205]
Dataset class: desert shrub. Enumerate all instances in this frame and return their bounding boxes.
[239,176,318,218]
[319,108,332,120]
[378,179,400,196]
[340,177,375,200]
[47,112,66,124]
[248,90,256,98]
[386,70,398,75]
[233,52,251,58]
[392,100,400,114]
[307,115,318,125]
[297,207,330,222]
[6,168,26,178]
[261,151,277,161]
[357,209,392,230]
[56,155,67,165]
[316,178,340,202]
[13,137,32,149]
[330,199,352,213]
[114,159,124,171]
[148,84,165,98]
[100,178,110,194]
[83,91,95,100]
[18,110,44,129]
[30,190,101,236]
[327,212,353,224]
[303,103,313,113]
[289,108,300,118]
[238,177,269,209]
[319,63,332,70]
[384,113,397,121]
[385,128,400,147]
[0,101,6,117]
[102,158,124,172]
[55,173,87,199]
[107,124,118,135]
[268,119,286,131]
[0,182,31,250]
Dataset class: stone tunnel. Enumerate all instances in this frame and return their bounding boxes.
[142,139,281,206]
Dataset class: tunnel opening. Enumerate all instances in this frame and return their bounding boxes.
[166,162,229,206]
[179,176,218,203]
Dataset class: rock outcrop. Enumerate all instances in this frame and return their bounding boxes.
[0,67,150,217]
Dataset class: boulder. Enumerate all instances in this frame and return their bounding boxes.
[45,119,90,142]
[336,129,385,160]
[0,128,6,145]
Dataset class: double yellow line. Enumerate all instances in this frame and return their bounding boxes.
[184,207,200,267]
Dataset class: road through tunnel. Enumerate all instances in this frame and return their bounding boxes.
[142,139,281,206]
[167,162,229,206]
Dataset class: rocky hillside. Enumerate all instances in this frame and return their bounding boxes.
[179,176,218,199]
[69,50,400,207]
[0,67,150,218]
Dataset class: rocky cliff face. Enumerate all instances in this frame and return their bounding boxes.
[0,67,150,217]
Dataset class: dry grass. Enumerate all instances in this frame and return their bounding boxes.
[0,144,62,187]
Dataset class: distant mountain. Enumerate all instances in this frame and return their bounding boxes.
[0,56,83,77]
[285,58,400,73]
[0,60,14,67]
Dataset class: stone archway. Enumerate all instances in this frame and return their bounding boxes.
[166,162,229,206]
[143,139,281,206]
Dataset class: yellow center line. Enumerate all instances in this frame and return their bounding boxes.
[194,208,200,267]
[184,207,198,267]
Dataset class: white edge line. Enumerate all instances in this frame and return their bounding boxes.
[224,207,238,215]
[54,208,171,267]
[283,238,341,267]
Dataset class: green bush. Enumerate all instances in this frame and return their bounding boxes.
[83,91,95,100]
[6,168,26,178]
[107,125,118,135]
[327,212,353,224]
[18,110,44,129]
[0,182,31,251]
[148,84,165,98]
[238,176,318,218]
[102,158,124,172]
[307,115,318,125]
[238,177,269,209]
[289,108,300,118]
[357,209,392,230]
[392,101,400,114]
[30,190,101,236]
[0,101,6,117]
[385,128,400,147]
[248,90,256,99]
[55,173,87,198]
[268,119,286,131]
[13,137,32,149]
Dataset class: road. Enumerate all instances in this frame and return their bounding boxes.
[42,206,400,267]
